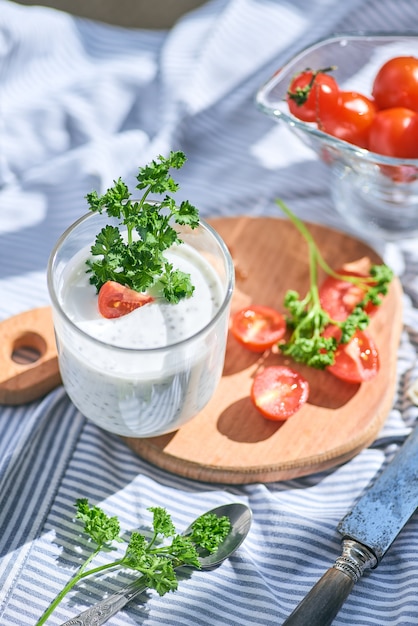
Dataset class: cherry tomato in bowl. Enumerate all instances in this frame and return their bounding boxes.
[286,69,339,123]
[230,305,286,353]
[98,281,154,319]
[368,107,418,159]
[320,91,376,149]
[251,365,309,420]
[324,326,380,383]
[372,56,418,112]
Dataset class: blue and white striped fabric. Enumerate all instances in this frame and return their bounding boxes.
[1,0,418,623]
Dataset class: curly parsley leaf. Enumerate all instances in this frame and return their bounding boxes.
[85,151,200,303]
[75,498,122,548]
[190,512,232,553]
[276,199,393,369]
[148,506,177,540]
[159,263,196,303]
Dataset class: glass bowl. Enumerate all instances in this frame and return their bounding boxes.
[256,33,418,242]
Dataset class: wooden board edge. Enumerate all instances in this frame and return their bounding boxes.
[122,378,395,485]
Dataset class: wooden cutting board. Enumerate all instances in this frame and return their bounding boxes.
[124,216,403,484]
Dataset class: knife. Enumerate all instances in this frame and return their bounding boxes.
[282,424,418,626]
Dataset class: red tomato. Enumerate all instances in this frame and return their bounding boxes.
[251,366,309,420]
[379,162,418,184]
[325,327,379,384]
[287,69,339,123]
[372,56,418,112]
[320,91,376,148]
[98,281,154,319]
[230,305,286,353]
[319,270,378,321]
[368,107,418,158]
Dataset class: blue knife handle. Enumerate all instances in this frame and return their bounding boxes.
[282,539,377,626]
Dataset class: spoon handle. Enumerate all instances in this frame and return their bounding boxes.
[59,577,148,626]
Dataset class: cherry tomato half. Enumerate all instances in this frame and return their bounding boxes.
[319,269,378,322]
[251,365,309,420]
[325,327,379,384]
[368,107,418,159]
[230,305,286,353]
[372,56,418,112]
[320,91,376,148]
[98,281,154,319]
[287,69,339,123]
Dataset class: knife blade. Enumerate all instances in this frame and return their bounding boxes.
[282,424,418,626]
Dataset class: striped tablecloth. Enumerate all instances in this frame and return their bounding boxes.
[1,0,418,623]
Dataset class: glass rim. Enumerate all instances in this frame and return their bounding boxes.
[47,211,235,354]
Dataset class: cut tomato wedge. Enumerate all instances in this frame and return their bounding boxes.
[230,305,286,353]
[98,281,154,319]
[325,327,379,383]
[251,365,309,421]
[319,269,378,321]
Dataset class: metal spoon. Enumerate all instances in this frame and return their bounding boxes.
[60,502,252,626]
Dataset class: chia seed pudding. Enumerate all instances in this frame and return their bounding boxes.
[48,214,233,438]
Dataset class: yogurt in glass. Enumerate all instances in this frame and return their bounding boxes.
[47,211,234,437]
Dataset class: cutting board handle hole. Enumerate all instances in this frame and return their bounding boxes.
[11,331,46,365]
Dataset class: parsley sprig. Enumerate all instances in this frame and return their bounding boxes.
[35,499,231,625]
[85,151,200,303]
[276,199,393,369]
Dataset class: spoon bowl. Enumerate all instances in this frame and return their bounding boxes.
[194,502,253,568]
[60,502,252,626]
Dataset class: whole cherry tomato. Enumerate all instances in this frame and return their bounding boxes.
[98,281,154,318]
[368,107,418,158]
[324,326,379,384]
[250,365,309,420]
[320,91,376,148]
[287,69,339,123]
[230,305,286,353]
[372,56,418,112]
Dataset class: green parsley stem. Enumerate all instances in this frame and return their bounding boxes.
[277,199,339,279]
[35,547,103,625]
[278,200,324,342]
[275,199,377,287]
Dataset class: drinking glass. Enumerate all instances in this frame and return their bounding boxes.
[47,211,234,437]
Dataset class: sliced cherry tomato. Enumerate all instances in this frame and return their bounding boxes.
[98,281,154,319]
[319,269,378,322]
[320,91,376,148]
[251,365,309,421]
[372,56,418,112]
[230,305,286,353]
[287,69,339,123]
[324,327,379,384]
[368,107,418,159]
